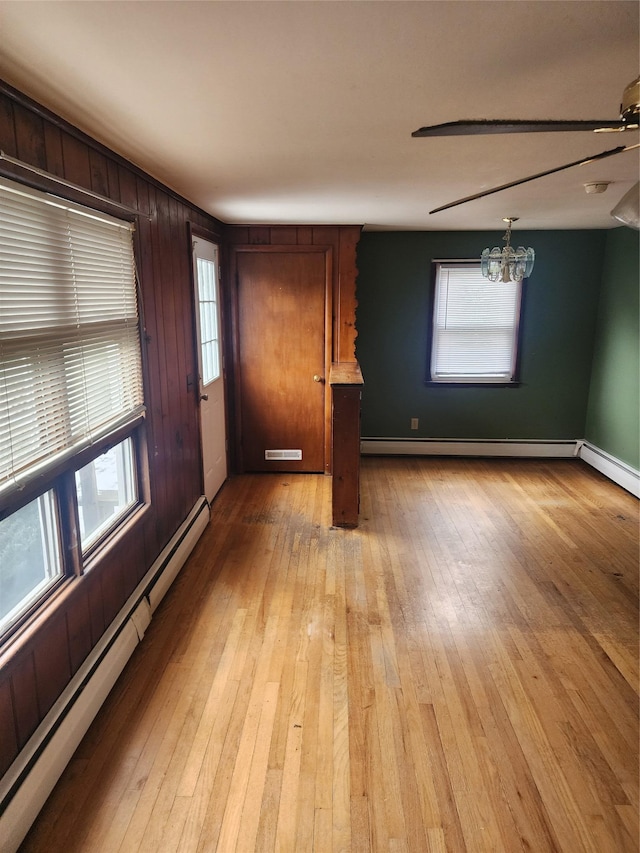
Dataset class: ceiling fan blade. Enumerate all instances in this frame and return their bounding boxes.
[429,144,637,214]
[412,119,625,137]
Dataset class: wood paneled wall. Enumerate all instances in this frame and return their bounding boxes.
[0,81,223,776]
[224,225,361,364]
[223,226,361,475]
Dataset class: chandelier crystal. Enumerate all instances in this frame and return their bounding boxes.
[481,217,535,283]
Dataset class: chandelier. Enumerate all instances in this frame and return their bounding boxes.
[481,217,535,283]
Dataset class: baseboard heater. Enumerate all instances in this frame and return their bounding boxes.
[361,438,578,458]
[360,438,639,496]
[578,442,640,498]
[0,495,210,853]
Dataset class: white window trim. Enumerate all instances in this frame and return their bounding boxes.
[429,261,524,385]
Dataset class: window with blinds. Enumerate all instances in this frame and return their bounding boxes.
[429,262,523,383]
[0,176,146,638]
[0,176,144,499]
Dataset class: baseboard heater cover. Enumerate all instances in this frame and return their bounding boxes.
[579,442,640,497]
[361,438,578,458]
[0,495,210,853]
[147,498,210,613]
[360,438,639,495]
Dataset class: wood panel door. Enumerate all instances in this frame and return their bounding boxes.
[233,246,332,472]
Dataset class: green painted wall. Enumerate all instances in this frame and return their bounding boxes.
[585,227,639,469]
[356,230,606,440]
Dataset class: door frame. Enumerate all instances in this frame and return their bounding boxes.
[229,244,333,473]
[188,223,229,498]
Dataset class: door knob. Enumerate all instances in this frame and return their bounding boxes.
[200,393,209,401]
[313,374,324,383]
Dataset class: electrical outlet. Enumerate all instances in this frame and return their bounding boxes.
[410,417,419,430]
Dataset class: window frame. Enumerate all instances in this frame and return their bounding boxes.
[0,176,149,645]
[425,260,527,387]
[0,489,64,636]
[75,436,138,554]
[0,415,149,643]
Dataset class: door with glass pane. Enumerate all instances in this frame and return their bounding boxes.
[192,236,227,502]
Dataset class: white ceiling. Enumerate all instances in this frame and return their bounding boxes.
[0,0,638,231]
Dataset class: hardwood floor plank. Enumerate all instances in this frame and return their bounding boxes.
[273,660,307,851]
[177,678,240,851]
[234,681,280,851]
[348,794,371,853]
[332,549,351,853]
[176,608,248,798]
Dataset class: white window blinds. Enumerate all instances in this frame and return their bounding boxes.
[0,177,144,498]
[430,262,522,383]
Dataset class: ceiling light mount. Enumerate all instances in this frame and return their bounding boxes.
[481,218,535,283]
[584,181,610,194]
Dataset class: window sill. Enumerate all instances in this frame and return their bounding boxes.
[425,380,522,388]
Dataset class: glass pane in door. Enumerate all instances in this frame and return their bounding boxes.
[196,257,220,385]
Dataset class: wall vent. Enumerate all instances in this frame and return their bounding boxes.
[265,449,302,461]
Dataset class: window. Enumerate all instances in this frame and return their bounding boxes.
[429,262,523,384]
[75,437,137,552]
[0,491,62,632]
[195,253,221,384]
[0,176,145,637]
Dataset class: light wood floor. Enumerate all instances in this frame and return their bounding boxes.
[21,458,639,852]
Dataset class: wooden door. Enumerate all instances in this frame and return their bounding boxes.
[233,246,331,472]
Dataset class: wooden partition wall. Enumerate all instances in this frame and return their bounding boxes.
[0,81,223,776]
[224,225,361,364]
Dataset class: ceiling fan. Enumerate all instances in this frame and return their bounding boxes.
[414,76,640,215]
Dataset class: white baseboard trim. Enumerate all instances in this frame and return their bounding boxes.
[148,498,210,614]
[361,438,578,458]
[0,495,210,853]
[360,438,639,496]
[578,442,640,498]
